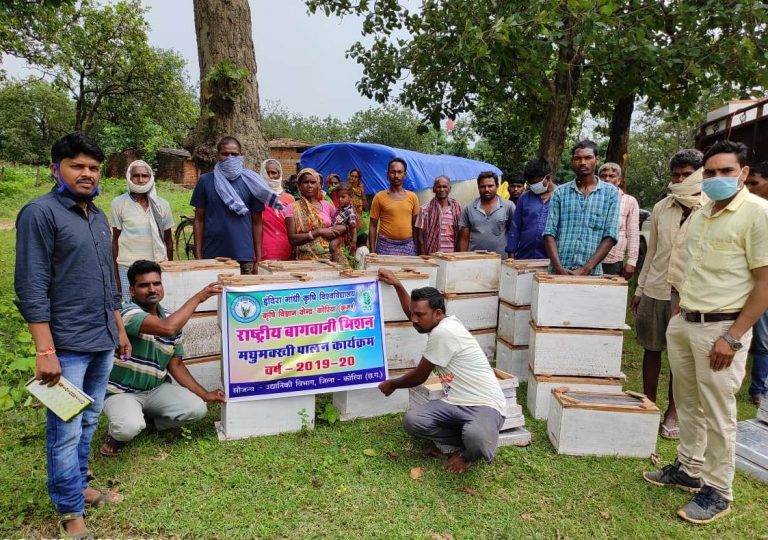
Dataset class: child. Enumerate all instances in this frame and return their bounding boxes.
[355,233,370,269]
[333,183,357,254]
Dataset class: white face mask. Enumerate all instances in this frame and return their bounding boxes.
[529,178,548,195]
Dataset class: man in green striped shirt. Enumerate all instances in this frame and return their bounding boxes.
[100,260,225,455]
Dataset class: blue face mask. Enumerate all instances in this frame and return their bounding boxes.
[53,163,99,200]
[702,176,739,201]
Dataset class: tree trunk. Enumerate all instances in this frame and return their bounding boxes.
[185,0,269,172]
[536,18,583,174]
[605,94,635,178]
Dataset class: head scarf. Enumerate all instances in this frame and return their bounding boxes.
[213,155,283,215]
[325,174,342,208]
[668,167,706,208]
[125,159,168,261]
[260,158,283,194]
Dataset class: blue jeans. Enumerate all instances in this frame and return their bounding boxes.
[750,311,768,398]
[46,349,113,517]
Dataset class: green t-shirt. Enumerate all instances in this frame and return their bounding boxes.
[107,301,184,394]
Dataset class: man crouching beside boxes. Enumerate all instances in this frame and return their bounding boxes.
[377,269,506,473]
[99,260,225,456]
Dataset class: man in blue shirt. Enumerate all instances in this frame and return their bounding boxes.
[15,132,131,538]
[543,140,620,275]
[191,136,267,274]
[506,156,555,260]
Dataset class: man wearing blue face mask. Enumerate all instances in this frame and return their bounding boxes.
[15,132,132,538]
[190,136,283,274]
[506,156,556,260]
[643,140,768,525]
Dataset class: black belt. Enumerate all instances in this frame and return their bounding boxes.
[681,310,740,323]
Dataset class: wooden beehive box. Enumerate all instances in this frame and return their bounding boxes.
[759,399,768,424]
[471,328,497,361]
[432,251,501,294]
[529,322,623,378]
[547,388,659,457]
[499,259,549,306]
[218,394,315,440]
[531,274,628,329]
[257,260,343,281]
[444,292,498,331]
[498,301,530,345]
[384,322,429,370]
[339,269,431,322]
[736,419,768,484]
[364,254,439,286]
[526,367,624,420]
[333,378,410,421]
[182,312,220,359]
[495,337,528,382]
[160,258,240,313]
[181,355,222,392]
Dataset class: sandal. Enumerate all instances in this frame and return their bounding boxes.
[660,424,680,440]
[59,513,94,540]
[99,435,125,457]
[86,488,124,508]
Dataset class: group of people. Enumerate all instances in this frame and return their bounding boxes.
[14,130,768,537]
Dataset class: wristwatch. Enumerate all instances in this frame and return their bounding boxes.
[721,333,743,351]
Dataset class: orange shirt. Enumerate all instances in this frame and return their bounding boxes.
[370,190,420,240]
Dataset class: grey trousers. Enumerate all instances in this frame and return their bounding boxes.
[103,382,208,442]
[403,399,504,462]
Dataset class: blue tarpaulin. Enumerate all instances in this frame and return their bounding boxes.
[299,142,502,195]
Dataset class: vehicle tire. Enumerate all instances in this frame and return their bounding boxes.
[174,217,195,260]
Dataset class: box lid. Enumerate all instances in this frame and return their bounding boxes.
[502,258,550,270]
[529,320,623,336]
[365,254,438,267]
[493,368,519,389]
[432,250,500,261]
[496,336,528,350]
[533,274,627,286]
[552,388,658,413]
[339,269,429,280]
[528,365,626,384]
[218,273,311,285]
[443,292,498,300]
[160,258,240,271]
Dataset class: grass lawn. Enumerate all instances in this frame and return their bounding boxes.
[0,167,766,539]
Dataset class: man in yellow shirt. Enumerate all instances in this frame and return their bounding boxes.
[369,158,420,255]
[643,141,768,524]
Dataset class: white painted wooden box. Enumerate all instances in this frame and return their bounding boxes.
[531,273,628,329]
[498,427,532,447]
[444,293,498,331]
[432,251,501,294]
[384,322,428,370]
[526,367,624,420]
[736,419,768,470]
[160,258,240,313]
[495,338,528,382]
[499,259,549,306]
[471,328,497,361]
[547,389,659,457]
[529,322,624,378]
[339,269,431,322]
[180,355,223,392]
[498,302,530,345]
[182,312,221,359]
[334,385,410,420]
[257,260,343,281]
[218,393,316,440]
[364,254,439,287]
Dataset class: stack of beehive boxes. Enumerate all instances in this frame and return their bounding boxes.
[160,258,240,392]
[257,259,343,280]
[495,259,549,381]
[736,399,768,484]
[332,268,432,420]
[525,274,628,422]
[527,274,662,457]
[431,252,501,362]
[408,368,531,447]
[363,254,439,287]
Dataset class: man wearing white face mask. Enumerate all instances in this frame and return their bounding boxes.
[111,160,174,302]
[506,156,555,259]
[632,149,705,441]
[643,140,768,525]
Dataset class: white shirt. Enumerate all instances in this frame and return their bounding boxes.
[422,316,506,414]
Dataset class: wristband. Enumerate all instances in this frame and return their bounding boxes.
[36,347,56,357]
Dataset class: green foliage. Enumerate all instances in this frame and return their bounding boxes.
[0,79,74,164]
[0,0,76,61]
[317,402,340,425]
[203,59,250,113]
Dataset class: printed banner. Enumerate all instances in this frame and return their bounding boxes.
[221,278,388,401]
